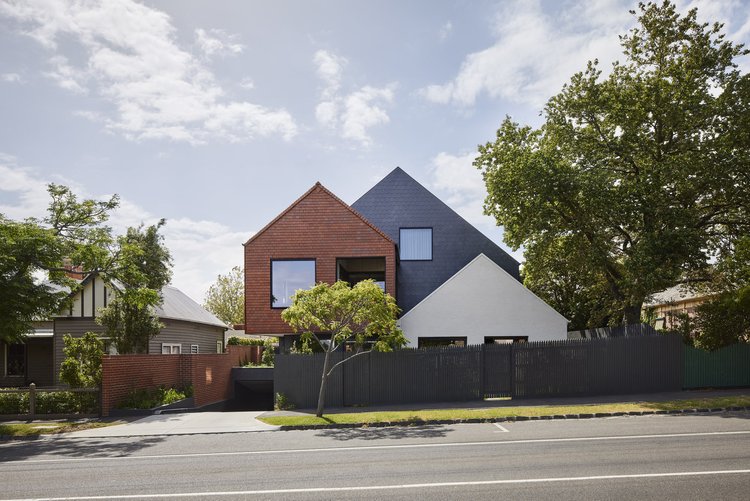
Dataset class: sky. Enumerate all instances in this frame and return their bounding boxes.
[2,0,749,303]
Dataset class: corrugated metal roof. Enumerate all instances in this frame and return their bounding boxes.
[155,286,227,328]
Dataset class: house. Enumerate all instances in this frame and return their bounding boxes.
[1,274,226,388]
[243,167,567,349]
[644,284,712,330]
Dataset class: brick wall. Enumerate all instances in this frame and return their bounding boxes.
[244,184,396,334]
[100,345,259,416]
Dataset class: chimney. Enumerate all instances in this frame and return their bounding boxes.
[62,258,85,280]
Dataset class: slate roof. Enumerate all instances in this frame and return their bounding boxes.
[351,167,520,314]
[645,284,707,306]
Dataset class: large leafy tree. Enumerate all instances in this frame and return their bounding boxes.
[476,1,750,326]
[0,185,118,344]
[203,266,244,327]
[97,220,173,354]
[281,280,406,417]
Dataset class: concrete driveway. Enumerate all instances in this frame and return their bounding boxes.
[65,411,279,438]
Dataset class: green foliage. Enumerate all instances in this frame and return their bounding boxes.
[59,332,104,388]
[203,266,244,326]
[261,338,275,366]
[0,185,118,344]
[0,390,99,415]
[227,336,266,346]
[476,1,750,327]
[281,280,405,416]
[97,221,172,354]
[116,386,191,410]
[274,392,295,411]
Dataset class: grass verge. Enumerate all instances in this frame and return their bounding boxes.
[258,395,750,427]
[0,420,121,438]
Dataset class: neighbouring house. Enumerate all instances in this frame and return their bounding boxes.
[244,167,568,349]
[0,273,227,388]
[644,284,713,330]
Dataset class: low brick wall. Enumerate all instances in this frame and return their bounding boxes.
[100,345,263,416]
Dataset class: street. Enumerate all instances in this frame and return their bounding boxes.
[1,412,749,500]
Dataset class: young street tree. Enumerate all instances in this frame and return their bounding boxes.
[203,266,244,327]
[281,280,406,417]
[97,221,173,354]
[0,185,118,344]
[476,1,750,326]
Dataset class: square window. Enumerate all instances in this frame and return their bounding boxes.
[400,228,432,260]
[271,260,315,308]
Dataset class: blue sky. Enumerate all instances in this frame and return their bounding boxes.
[2,0,749,302]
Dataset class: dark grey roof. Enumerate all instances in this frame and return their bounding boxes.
[156,286,227,329]
[352,167,520,314]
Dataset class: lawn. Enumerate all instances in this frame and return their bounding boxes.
[0,420,121,437]
[258,395,750,427]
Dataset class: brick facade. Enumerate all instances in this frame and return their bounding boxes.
[100,345,260,416]
[244,183,396,335]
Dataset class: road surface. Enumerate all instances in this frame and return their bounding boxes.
[1,411,749,500]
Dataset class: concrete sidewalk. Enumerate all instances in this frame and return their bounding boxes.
[65,411,278,438]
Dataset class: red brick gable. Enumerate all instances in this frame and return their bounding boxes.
[244,184,396,335]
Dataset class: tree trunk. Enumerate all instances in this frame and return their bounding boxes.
[623,302,643,325]
[316,348,332,418]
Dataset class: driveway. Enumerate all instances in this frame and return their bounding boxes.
[65,411,278,438]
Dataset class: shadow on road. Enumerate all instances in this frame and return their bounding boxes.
[0,435,166,462]
[314,424,453,441]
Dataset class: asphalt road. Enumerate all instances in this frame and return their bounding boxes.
[1,412,749,500]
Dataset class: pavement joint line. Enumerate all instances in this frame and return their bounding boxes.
[493,423,509,432]
[3,430,749,465]
[4,469,750,500]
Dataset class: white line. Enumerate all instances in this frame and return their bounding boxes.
[493,423,509,432]
[3,430,749,465]
[4,469,750,500]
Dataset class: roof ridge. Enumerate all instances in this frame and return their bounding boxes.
[244,182,395,246]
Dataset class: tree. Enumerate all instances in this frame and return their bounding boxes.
[203,266,244,326]
[476,1,750,326]
[97,221,172,354]
[281,280,406,417]
[59,332,105,388]
[0,185,118,344]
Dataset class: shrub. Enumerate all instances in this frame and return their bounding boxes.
[59,332,104,388]
[274,392,294,411]
[0,391,28,415]
[0,390,98,415]
[227,337,265,346]
[261,338,275,366]
[117,386,190,410]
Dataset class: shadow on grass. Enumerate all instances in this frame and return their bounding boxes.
[314,423,453,441]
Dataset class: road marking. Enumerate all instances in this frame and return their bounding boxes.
[4,469,750,500]
[493,423,509,432]
[3,430,749,465]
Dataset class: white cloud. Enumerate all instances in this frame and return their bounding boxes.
[239,77,255,90]
[439,21,453,41]
[420,0,632,109]
[195,28,244,58]
[0,155,249,303]
[1,72,22,83]
[421,0,750,109]
[312,49,395,147]
[0,0,296,144]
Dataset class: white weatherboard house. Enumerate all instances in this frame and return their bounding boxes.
[398,254,568,347]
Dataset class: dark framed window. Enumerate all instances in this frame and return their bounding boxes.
[271,259,316,308]
[5,343,26,377]
[400,228,432,260]
[418,337,467,348]
[484,336,528,344]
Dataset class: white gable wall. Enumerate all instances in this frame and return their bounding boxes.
[398,254,567,346]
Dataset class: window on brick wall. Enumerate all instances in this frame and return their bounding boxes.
[271,259,316,308]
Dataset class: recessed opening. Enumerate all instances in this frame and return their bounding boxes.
[337,257,385,290]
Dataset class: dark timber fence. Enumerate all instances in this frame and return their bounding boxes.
[275,334,684,409]
[684,343,750,389]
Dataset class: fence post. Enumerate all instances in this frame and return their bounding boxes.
[480,344,485,399]
[509,345,515,398]
[29,383,36,417]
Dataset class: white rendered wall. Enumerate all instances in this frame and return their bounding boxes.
[398,253,567,346]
